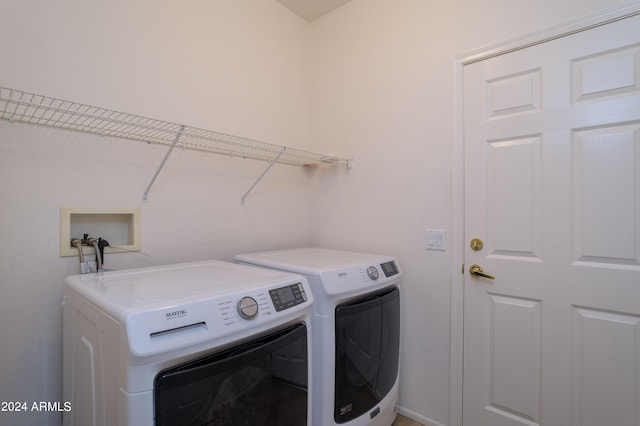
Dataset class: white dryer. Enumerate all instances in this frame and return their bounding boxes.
[63,259,313,426]
[235,248,401,426]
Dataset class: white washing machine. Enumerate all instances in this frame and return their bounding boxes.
[235,248,401,426]
[62,259,313,426]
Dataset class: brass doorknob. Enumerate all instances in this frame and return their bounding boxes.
[470,238,484,251]
[469,264,495,280]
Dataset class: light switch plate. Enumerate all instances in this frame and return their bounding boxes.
[426,230,447,251]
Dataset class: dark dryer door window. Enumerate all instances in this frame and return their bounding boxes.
[154,323,308,426]
[334,286,400,423]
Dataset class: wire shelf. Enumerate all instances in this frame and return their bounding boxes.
[0,86,350,168]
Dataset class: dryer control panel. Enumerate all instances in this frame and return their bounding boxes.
[380,260,399,277]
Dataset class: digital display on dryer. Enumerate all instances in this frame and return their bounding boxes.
[380,261,399,277]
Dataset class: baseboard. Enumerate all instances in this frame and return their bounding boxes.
[397,406,446,426]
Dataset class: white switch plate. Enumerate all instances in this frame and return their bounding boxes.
[426,230,447,251]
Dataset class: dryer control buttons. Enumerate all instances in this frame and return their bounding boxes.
[237,296,259,319]
[366,266,380,280]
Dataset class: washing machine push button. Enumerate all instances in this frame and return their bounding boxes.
[237,296,259,319]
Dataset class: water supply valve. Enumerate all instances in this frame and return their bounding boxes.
[70,234,110,274]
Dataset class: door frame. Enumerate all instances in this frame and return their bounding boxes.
[449,3,640,425]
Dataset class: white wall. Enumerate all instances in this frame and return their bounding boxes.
[308,0,630,425]
[0,1,314,425]
[1,0,634,425]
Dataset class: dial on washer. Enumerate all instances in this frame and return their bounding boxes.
[237,296,259,319]
[367,266,380,280]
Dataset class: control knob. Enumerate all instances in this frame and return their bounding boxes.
[237,296,259,319]
[366,266,380,280]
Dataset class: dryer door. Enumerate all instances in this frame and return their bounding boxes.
[154,323,308,426]
[334,286,400,423]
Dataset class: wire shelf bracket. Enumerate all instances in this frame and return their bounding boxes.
[0,86,352,201]
[143,124,186,202]
[241,147,286,204]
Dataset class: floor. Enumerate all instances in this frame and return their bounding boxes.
[393,414,424,426]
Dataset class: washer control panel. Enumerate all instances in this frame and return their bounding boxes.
[269,282,308,312]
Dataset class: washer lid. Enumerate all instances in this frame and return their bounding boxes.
[235,247,394,276]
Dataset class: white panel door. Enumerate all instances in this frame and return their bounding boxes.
[463,13,640,426]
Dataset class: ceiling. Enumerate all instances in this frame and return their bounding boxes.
[275,0,354,22]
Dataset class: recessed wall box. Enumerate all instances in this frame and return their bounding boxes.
[60,207,140,257]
